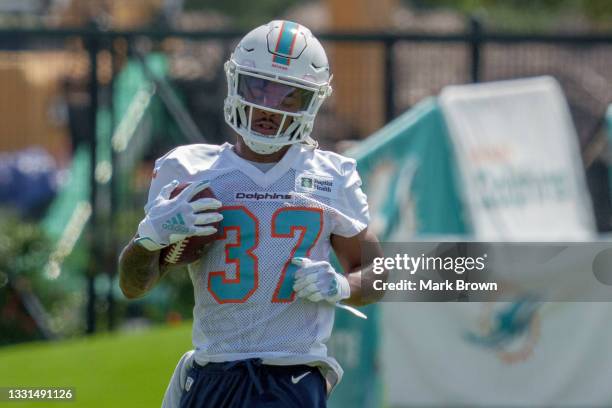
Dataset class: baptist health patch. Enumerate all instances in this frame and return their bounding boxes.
[295,172,336,198]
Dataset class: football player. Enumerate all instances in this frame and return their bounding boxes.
[118,20,384,408]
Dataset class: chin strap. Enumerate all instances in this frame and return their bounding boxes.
[242,135,285,155]
[302,136,318,149]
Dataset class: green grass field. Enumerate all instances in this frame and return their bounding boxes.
[0,323,193,407]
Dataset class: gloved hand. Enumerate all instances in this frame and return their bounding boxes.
[291,257,351,303]
[136,180,222,251]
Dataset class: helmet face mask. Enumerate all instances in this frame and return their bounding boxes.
[224,21,332,154]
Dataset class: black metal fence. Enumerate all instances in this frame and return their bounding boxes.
[3,24,612,141]
[1,24,612,335]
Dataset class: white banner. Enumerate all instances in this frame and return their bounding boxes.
[440,76,595,240]
[382,78,612,407]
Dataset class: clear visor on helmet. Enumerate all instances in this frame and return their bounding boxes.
[237,73,314,113]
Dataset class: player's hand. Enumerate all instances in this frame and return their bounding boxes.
[136,180,222,251]
[291,257,350,304]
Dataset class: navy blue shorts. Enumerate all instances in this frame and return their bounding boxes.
[179,358,327,408]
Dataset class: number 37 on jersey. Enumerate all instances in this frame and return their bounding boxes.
[208,205,322,304]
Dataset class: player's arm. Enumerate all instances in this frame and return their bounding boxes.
[118,180,222,299]
[118,237,167,299]
[331,228,385,306]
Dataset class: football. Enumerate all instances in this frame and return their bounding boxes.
[159,182,221,267]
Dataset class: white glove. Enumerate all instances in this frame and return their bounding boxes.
[136,180,223,251]
[291,257,350,304]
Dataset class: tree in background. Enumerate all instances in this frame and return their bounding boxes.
[408,0,612,30]
[184,0,303,28]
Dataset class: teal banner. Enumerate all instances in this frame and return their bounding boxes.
[350,98,467,238]
[328,98,466,407]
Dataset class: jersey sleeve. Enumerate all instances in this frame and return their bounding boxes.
[143,149,187,213]
[331,159,370,237]
[143,144,224,213]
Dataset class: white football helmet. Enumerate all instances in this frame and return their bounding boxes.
[224,20,333,154]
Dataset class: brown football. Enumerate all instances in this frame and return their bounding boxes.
[159,182,221,267]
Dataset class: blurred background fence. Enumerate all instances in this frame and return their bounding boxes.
[3,17,612,344]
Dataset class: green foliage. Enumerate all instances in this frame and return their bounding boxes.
[411,0,571,11]
[408,0,612,30]
[0,209,50,282]
[0,208,90,344]
[183,0,305,28]
[582,0,612,19]
[0,208,52,344]
[413,0,581,12]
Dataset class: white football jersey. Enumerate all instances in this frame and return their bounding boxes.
[146,142,369,388]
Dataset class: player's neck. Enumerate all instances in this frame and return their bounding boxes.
[233,141,291,163]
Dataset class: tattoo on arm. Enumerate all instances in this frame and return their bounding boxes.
[118,236,163,299]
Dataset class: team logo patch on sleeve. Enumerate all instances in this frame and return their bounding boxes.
[295,172,336,198]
